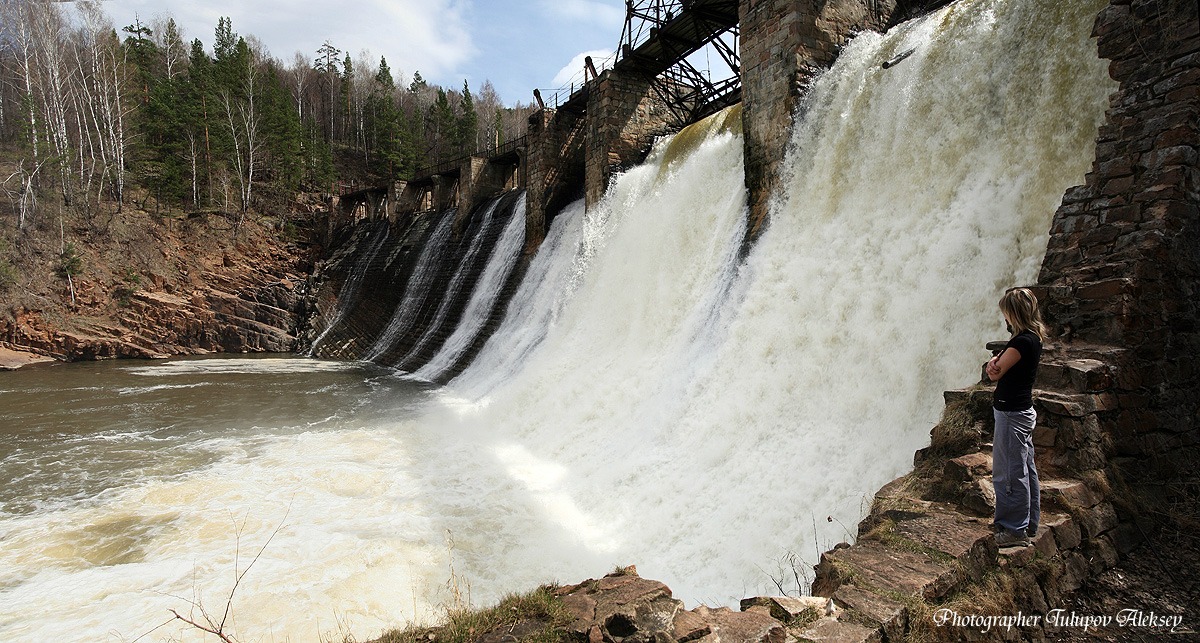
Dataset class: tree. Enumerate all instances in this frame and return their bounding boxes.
[314,40,340,141]
[215,33,260,221]
[408,70,426,94]
[366,56,409,177]
[156,18,188,79]
[428,88,454,163]
[260,61,303,192]
[455,80,477,156]
[340,53,354,147]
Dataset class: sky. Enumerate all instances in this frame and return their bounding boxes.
[102,0,627,106]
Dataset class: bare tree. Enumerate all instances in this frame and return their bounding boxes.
[220,49,260,223]
[75,2,131,211]
[154,17,188,79]
[28,1,76,206]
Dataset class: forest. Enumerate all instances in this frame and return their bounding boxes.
[0,0,537,234]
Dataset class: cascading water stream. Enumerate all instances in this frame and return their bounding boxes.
[308,224,391,354]
[395,197,508,372]
[439,0,1113,603]
[363,211,457,362]
[0,1,1115,641]
[413,193,529,382]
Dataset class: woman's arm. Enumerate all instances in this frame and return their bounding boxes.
[986,347,1022,381]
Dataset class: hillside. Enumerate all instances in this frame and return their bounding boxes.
[0,149,327,366]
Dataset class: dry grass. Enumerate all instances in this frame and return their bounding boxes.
[371,586,572,643]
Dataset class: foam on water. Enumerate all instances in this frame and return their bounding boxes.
[122,358,363,377]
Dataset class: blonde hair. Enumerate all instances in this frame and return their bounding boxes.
[999,288,1047,340]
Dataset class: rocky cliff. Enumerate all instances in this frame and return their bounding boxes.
[0,208,312,366]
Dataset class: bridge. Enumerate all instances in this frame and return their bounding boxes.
[362,0,953,250]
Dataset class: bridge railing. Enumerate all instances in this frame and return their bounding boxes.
[411,135,529,181]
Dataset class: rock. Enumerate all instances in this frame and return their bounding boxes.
[960,478,996,516]
[739,596,831,622]
[813,540,955,601]
[0,346,54,370]
[792,617,879,643]
[944,452,992,481]
[1046,514,1082,551]
[673,610,712,642]
[687,606,785,643]
[1075,502,1119,540]
[1041,479,1101,511]
[554,574,681,641]
[1031,521,1059,559]
[1033,391,1089,417]
[830,585,906,640]
[887,507,996,581]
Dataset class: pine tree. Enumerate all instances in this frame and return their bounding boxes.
[455,80,477,156]
[408,71,427,94]
[340,53,354,147]
[260,62,303,192]
[429,88,454,163]
[367,56,404,177]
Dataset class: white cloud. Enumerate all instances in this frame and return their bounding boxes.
[551,49,614,89]
[106,0,474,80]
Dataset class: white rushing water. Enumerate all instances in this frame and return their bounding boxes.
[414,193,529,381]
[364,211,458,361]
[0,0,1114,641]
[398,197,506,370]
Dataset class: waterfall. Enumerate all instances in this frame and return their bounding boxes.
[395,194,519,372]
[445,198,588,395]
[412,193,529,382]
[363,211,458,362]
[0,1,1118,641]
[439,0,1113,604]
[308,223,391,354]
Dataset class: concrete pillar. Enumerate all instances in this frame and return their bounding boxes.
[584,68,677,208]
[514,148,528,190]
[525,110,556,254]
[524,109,586,254]
[458,156,488,218]
[432,175,458,213]
[396,179,415,221]
[739,0,895,239]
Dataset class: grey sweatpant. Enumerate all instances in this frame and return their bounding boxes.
[992,407,1040,537]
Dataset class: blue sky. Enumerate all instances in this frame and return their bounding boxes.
[104,0,626,106]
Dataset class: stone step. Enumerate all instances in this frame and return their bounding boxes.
[1037,356,1114,393]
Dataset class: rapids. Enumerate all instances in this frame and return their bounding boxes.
[0,0,1114,640]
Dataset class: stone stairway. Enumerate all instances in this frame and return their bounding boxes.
[760,349,1132,642]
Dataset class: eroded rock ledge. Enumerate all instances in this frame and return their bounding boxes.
[0,238,307,363]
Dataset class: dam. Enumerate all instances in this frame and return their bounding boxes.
[0,0,1195,641]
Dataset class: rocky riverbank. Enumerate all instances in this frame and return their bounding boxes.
[0,205,317,364]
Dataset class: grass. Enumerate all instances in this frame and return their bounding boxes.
[860,519,956,566]
[371,585,572,643]
[927,398,983,461]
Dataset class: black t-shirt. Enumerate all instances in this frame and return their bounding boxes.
[993,331,1042,411]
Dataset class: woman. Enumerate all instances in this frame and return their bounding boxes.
[985,287,1045,548]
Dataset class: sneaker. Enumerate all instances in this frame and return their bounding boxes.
[995,531,1031,548]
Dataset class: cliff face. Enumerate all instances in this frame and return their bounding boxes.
[0,207,313,364]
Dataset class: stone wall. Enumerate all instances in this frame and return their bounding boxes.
[584,68,678,207]
[525,108,586,254]
[1037,0,1200,516]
